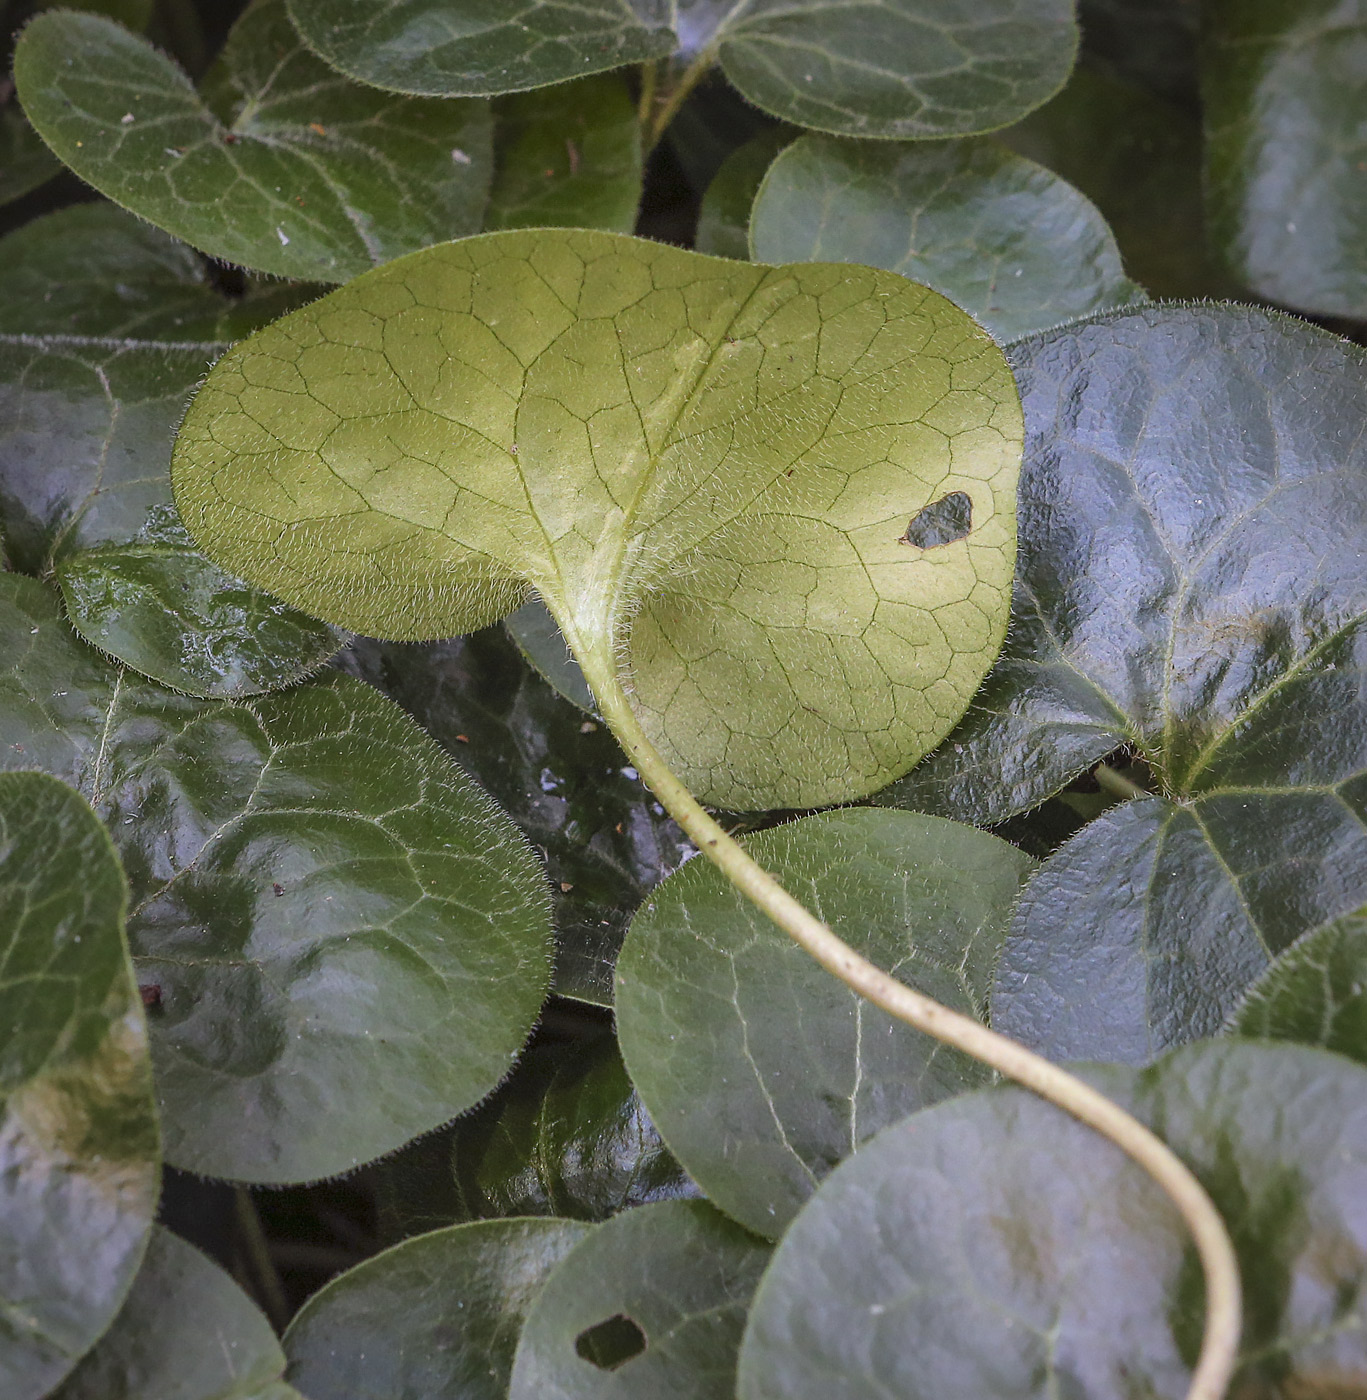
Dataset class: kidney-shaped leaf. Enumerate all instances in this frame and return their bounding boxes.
[173,228,1022,810]
[751,133,1147,343]
[874,306,1367,1061]
[1232,904,1367,1066]
[284,1218,589,1400]
[51,1226,298,1400]
[509,1199,770,1400]
[14,0,492,282]
[0,770,159,1400]
[0,331,340,697]
[739,1040,1367,1400]
[285,0,1078,141]
[1203,0,1367,317]
[617,808,1032,1237]
[0,574,553,1183]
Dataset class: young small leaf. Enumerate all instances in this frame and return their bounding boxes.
[0,574,553,1184]
[487,74,642,234]
[173,228,1023,810]
[508,1199,770,1400]
[738,1041,1367,1400]
[284,1219,588,1400]
[50,1227,299,1400]
[1203,0,1367,317]
[751,134,1148,342]
[617,808,1032,1237]
[0,770,159,1400]
[1232,905,1367,1063]
[14,0,492,281]
[284,0,1079,142]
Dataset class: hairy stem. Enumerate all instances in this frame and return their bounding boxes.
[1095,761,1151,801]
[582,658,1242,1400]
[636,59,658,134]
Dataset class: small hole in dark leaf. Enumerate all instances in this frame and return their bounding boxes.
[902,491,973,548]
[575,1314,648,1371]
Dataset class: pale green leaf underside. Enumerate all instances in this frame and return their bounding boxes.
[173,228,1021,809]
[14,1,492,282]
[51,1227,300,1400]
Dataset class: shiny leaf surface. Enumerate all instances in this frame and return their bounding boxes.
[285,0,1078,141]
[340,628,692,1005]
[617,808,1032,1237]
[0,574,553,1183]
[1233,905,1367,1065]
[504,597,596,714]
[284,1218,589,1400]
[508,1198,770,1400]
[1203,0,1367,317]
[739,1041,1367,1400]
[487,74,642,233]
[14,0,492,281]
[51,1226,299,1400]
[750,133,1147,343]
[875,306,1367,1061]
[173,227,1022,810]
[0,203,322,341]
[0,770,159,1400]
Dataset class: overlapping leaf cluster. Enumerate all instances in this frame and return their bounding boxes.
[2,2,1367,1398]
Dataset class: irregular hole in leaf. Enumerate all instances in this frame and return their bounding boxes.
[901,491,973,548]
[574,1314,648,1371]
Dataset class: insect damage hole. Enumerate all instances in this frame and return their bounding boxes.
[901,490,973,548]
[574,1313,648,1370]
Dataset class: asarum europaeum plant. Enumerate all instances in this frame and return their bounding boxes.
[3,3,1367,1400]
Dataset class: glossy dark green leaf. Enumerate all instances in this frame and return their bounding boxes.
[617,809,1033,1238]
[0,334,340,696]
[739,1040,1367,1400]
[0,574,553,1183]
[0,203,322,341]
[504,598,596,714]
[999,62,1230,300]
[14,0,492,281]
[283,1218,589,1400]
[875,305,1367,1062]
[694,128,794,261]
[509,1199,770,1400]
[1203,0,1367,317]
[286,0,1078,141]
[339,628,693,1006]
[487,74,641,233]
[55,507,341,698]
[751,134,1146,343]
[173,228,1022,812]
[51,1226,299,1400]
[0,770,159,1400]
[1232,905,1367,1065]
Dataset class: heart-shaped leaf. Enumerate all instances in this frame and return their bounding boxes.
[0,770,159,1400]
[285,0,1079,142]
[0,331,340,696]
[739,1040,1367,1400]
[0,573,553,1183]
[0,202,323,341]
[750,133,1147,343]
[617,808,1032,1238]
[999,62,1230,300]
[1232,904,1367,1065]
[339,626,694,1006]
[695,128,795,261]
[508,1199,770,1400]
[14,0,493,282]
[487,74,642,234]
[173,227,1023,810]
[874,305,1367,1062]
[50,1226,300,1400]
[1203,0,1367,317]
[283,1218,590,1400]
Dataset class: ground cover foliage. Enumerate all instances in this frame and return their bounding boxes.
[2,1,1367,1397]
